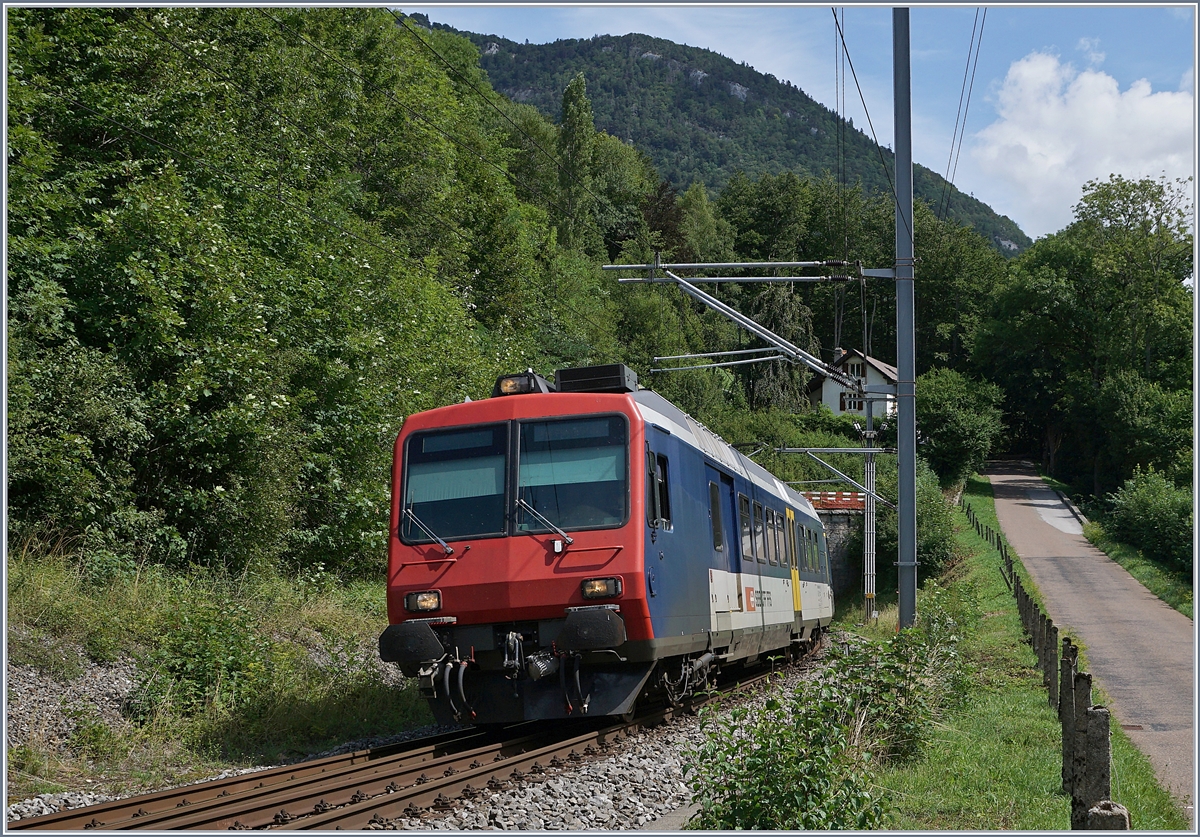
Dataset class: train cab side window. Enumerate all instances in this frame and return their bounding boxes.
[739,495,753,561]
[646,453,671,529]
[654,455,671,528]
[753,502,766,563]
[708,482,723,551]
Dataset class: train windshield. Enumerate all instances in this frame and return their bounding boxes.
[517,416,628,533]
[403,424,507,541]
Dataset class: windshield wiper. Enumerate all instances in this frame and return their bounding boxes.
[403,506,454,555]
[517,498,574,545]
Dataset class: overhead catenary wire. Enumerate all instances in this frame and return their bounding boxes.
[936,8,987,224]
[829,7,912,243]
[949,10,986,198]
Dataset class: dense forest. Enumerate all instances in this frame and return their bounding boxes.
[423,18,1033,256]
[7,8,1193,585]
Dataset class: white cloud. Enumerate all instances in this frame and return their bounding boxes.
[1076,37,1105,68]
[970,51,1194,237]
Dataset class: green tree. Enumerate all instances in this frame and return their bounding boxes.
[973,175,1192,496]
[915,369,1004,486]
[556,71,601,255]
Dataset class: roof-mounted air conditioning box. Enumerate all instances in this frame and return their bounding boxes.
[554,364,638,394]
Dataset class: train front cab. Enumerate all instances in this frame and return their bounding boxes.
[379,377,664,724]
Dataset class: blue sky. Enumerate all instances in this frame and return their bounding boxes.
[401,4,1196,239]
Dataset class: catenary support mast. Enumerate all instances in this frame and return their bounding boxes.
[894,8,918,629]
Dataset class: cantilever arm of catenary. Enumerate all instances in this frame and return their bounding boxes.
[795,451,897,511]
[655,269,862,391]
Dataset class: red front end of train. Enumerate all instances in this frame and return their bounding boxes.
[379,366,657,724]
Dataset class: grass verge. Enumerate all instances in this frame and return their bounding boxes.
[835,475,1188,830]
[6,538,433,804]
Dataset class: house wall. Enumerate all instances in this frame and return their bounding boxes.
[818,366,897,417]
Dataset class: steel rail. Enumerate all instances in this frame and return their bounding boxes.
[279,667,787,830]
[6,725,496,831]
[110,724,608,830]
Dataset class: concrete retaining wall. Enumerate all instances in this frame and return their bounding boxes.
[817,509,862,599]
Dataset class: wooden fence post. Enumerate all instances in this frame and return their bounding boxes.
[1047,622,1058,710]
[1082,707,1111,813]
[1070,672,1093,829]
[1060,638,1076,794]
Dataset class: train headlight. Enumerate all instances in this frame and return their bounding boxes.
[497,374,535,395]
[404,590,442,612]
[492,369,554,397]
[581,577,622,599]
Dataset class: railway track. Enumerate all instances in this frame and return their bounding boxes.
[11,651,815,830]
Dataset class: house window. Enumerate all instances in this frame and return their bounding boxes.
[842,358,865,411]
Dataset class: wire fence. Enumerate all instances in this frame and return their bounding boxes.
[960,497,1132,830]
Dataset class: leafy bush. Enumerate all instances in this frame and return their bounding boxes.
[130,601,274,717]
[685,692,886,830]
[1105,467,1193,572]
[916,368,1004,486]
[684,592,968,829]
[876,457,958,582]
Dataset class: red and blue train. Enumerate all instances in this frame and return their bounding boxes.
[379,364,834,724]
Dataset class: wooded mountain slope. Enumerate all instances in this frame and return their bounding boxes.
[426,20,1032,256]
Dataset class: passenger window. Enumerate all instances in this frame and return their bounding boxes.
[810,529,819,572]
[775,515,786,567]
[739,494,754,561]
[770,511,781,566]
[709,482,723,551]
[753,502,766,563]
[787,518,796,570]
[764,509,777,565]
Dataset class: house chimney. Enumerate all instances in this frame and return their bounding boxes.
[833,347,845,363]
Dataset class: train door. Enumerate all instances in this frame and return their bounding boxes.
[705,467,739,627]
[786,508,802,615]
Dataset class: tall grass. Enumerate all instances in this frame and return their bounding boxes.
[6,536,432,800]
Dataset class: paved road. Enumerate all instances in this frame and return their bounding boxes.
[987,461,1194,824]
